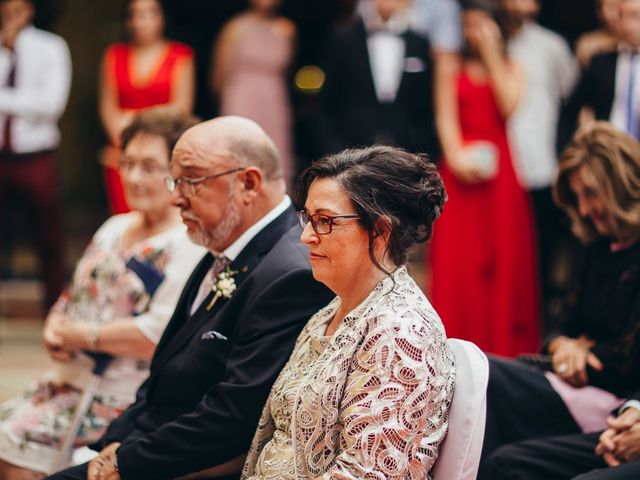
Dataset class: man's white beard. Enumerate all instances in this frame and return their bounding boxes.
[184,188,241,252]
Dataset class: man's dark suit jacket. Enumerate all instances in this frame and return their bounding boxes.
[315,18,438,158]
[559,51,617,149]
[90,207,333,480]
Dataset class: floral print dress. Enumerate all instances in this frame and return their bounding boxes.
[0,213,205,474]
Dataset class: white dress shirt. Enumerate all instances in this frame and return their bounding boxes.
[190,195,292,314]
[358,0,462,52]
[361,3,410,104]
[610,48,640,139]
[507,22,578,189]
[367,33,405,103]
[620,399,640,415]
[0,25,72,153]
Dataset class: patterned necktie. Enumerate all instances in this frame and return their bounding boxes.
[191,255,230,315]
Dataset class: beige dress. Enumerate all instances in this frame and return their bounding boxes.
[243,266,456,480]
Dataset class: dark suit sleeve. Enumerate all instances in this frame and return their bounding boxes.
[91,378,150,450]
[558,55,610,152]
[314,29,348,154]
[116,268,332,480]
[588,293,640,396]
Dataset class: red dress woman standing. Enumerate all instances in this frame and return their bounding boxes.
[99,0,194,214]
[430,0,539,356]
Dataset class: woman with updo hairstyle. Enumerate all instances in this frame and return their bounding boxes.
[242,146,455,480]
[479,122,640,478]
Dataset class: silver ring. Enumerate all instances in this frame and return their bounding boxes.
[556,363,569,374]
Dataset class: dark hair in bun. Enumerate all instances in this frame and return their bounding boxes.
[295,145,447,273]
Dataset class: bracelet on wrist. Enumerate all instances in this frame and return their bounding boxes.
[86,325,101,352]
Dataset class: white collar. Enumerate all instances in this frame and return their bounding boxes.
[220,195,292,261]
[361,3,410,35]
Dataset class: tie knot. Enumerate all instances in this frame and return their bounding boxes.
[211,255,230,278]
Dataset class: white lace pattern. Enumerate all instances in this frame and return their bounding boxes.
[242,266,455,480]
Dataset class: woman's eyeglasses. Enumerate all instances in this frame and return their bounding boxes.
[297,210,360,235]
[118,160,168,176]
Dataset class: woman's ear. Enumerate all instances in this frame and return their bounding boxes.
[373,216,392,242]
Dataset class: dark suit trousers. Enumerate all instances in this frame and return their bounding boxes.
[0,151,65,309]
[485,432,640,480]
[46,462,240,480]
[479,356,581,479]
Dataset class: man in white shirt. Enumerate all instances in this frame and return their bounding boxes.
[563,0,640,141]
[502,0,578,330]
[0,0,71,309]
[316,0,438,157]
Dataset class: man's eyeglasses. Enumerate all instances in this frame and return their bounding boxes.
[297,210,360,235]
[164,168,244,198]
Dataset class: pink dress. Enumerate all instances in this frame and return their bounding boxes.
[219,18,294,189]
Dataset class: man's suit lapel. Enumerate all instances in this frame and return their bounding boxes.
[151,252,213,363]
[592,51,618,120]
[151,207,298,372]
[395,31,429,106]
[355,19,381,105]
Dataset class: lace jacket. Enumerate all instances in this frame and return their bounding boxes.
[242,266,456,479]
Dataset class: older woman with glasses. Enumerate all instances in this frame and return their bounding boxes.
[242,145,455,480]
[0,109,205,480]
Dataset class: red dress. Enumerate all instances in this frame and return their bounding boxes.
[429,73,540,357]
[102,42,193,214]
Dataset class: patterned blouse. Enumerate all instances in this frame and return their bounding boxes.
[243,266,455,480]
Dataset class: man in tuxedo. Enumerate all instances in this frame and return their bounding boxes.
[315,0,438,157]
[47,116,332,480]
[484,390,640,479]
[562,0,640,143]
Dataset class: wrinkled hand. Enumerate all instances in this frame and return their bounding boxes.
[595,408,640,466]
[610,423,640,465]
[88,442,121,480]
[550,335,603,387]
[43,311,74,362]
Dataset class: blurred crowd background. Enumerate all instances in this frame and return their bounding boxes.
[0,0,626,397]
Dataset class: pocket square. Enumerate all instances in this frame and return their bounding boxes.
[404,56,426,73]
[201,330,228,341]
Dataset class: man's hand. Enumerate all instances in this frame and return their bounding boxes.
[88,442,121,480]
[612,423,640,465]
[549,335,603,387]
[596,408,640,466]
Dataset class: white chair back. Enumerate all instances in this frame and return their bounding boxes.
[432,338,489,480]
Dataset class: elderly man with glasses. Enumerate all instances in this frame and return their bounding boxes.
[46,116,332,480]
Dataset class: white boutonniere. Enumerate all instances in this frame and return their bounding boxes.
[206,267,238,311]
